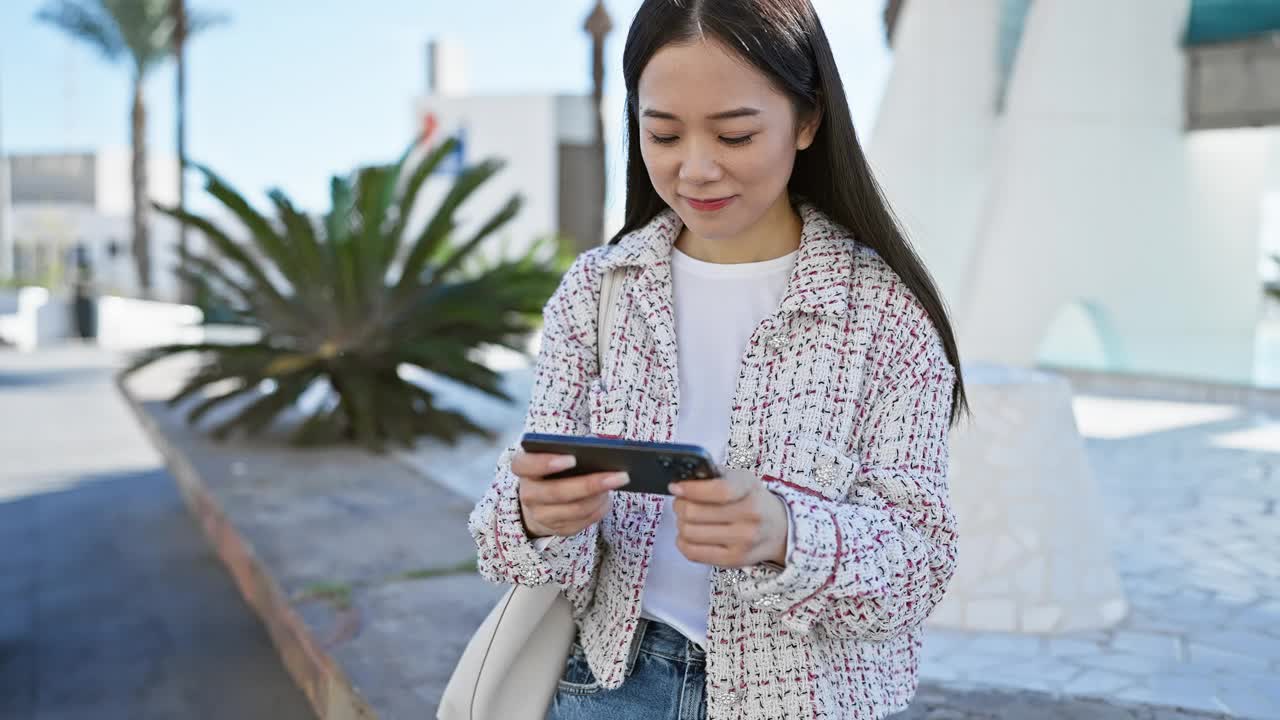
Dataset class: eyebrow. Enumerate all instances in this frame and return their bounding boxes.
[641,107,761,121]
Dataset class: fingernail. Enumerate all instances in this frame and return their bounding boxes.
[668,482,683,496]
[604,473,629,488]
[550,455,577,471]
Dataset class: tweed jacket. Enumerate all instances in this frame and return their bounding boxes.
[468,204,958,720]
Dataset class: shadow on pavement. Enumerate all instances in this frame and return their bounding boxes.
[0,465,314,720]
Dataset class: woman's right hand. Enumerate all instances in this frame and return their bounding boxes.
[513,451,630,539]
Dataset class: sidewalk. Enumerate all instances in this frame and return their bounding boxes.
[0,345,313,720]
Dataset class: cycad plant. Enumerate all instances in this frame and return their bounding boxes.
[124,138,569,452]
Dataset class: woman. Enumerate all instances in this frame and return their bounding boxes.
[469,1,967,718]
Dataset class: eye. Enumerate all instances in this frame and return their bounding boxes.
[720,134,754,147]
[647,133,679,145]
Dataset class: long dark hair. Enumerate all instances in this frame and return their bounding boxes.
[612,0,968,425]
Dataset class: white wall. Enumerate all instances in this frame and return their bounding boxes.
[410,94,559,264]
[1248,134,1280,386]
[95,146,179,217]
[867,0,1002,309]
[9,204,186,301]
[0,156,12,279]
[0,286,69,351]
[555,95,596,145]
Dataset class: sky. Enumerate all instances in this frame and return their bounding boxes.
[0,0,894,212]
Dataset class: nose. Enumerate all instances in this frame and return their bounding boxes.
[677,138,724,185]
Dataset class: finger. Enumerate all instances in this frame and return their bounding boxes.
[538,490,611,526]
[670,472,751,504]
[511,450,578,479]
[676,537,735,567]
[523,471,628,506]
[671,497,740,525]
[675,522,747,548]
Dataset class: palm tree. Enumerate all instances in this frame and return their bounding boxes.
[36,0,224,298]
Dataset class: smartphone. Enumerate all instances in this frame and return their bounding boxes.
[519,433,721,495]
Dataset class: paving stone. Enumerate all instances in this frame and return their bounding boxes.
[1062,669,1139,696]
[891,683,1231,719]
[1186,643,1273,673]
[1191,630,1280,663]
[1111,631,1183,661]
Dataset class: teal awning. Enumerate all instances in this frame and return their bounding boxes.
[1186,0,1280,45]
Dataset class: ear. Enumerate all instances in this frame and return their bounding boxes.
[796,105,823,151]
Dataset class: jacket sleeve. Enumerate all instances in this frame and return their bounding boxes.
[467,250,608,594]
[734,323,959,640]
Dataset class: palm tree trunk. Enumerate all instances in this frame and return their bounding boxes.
[130,75,152,297]
[173,0,191,303]
[584,2,612,249]
[590,48,606,248]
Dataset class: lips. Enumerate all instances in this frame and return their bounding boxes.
[684,195,735,212]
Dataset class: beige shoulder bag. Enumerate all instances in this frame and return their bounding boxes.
[438,262,623,720]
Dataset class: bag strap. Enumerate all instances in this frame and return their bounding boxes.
[597,264,623,372]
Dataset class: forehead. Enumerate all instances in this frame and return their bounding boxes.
[637,38,786,116]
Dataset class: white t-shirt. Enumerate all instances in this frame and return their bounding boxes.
[638,245,799,647]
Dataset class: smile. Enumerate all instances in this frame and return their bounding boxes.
[682,195,736,212]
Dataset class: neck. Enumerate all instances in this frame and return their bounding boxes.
[674,194,802,264]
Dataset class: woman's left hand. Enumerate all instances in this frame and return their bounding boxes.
[669,469,790,569]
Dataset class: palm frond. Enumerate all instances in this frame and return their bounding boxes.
[40,1,226,74]
[153,201,316,336]
[426,195,523,290]
[266,189,330,301]
[190,164,299,288]
[36,1,127,62]
[208,374,313,441]
[384,138,459,268]
[186,9,230,37]
[392,158,506,299]
[186,381,256,424]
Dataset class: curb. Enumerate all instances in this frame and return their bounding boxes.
[116,370,374,720]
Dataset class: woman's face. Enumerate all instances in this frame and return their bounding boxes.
[637,37,819,243]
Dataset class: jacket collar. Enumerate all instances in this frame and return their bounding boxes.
[599,202,854,317]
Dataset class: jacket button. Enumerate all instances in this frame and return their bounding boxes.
[768,334,788,350]
[815,463,837,486]
[713,687,744,707]
[755,593,783,608]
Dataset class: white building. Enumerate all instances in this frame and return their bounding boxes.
[0,147,185,301]
[410,40,616,261]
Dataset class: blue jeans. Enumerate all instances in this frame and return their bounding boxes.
[545,618,707,720]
